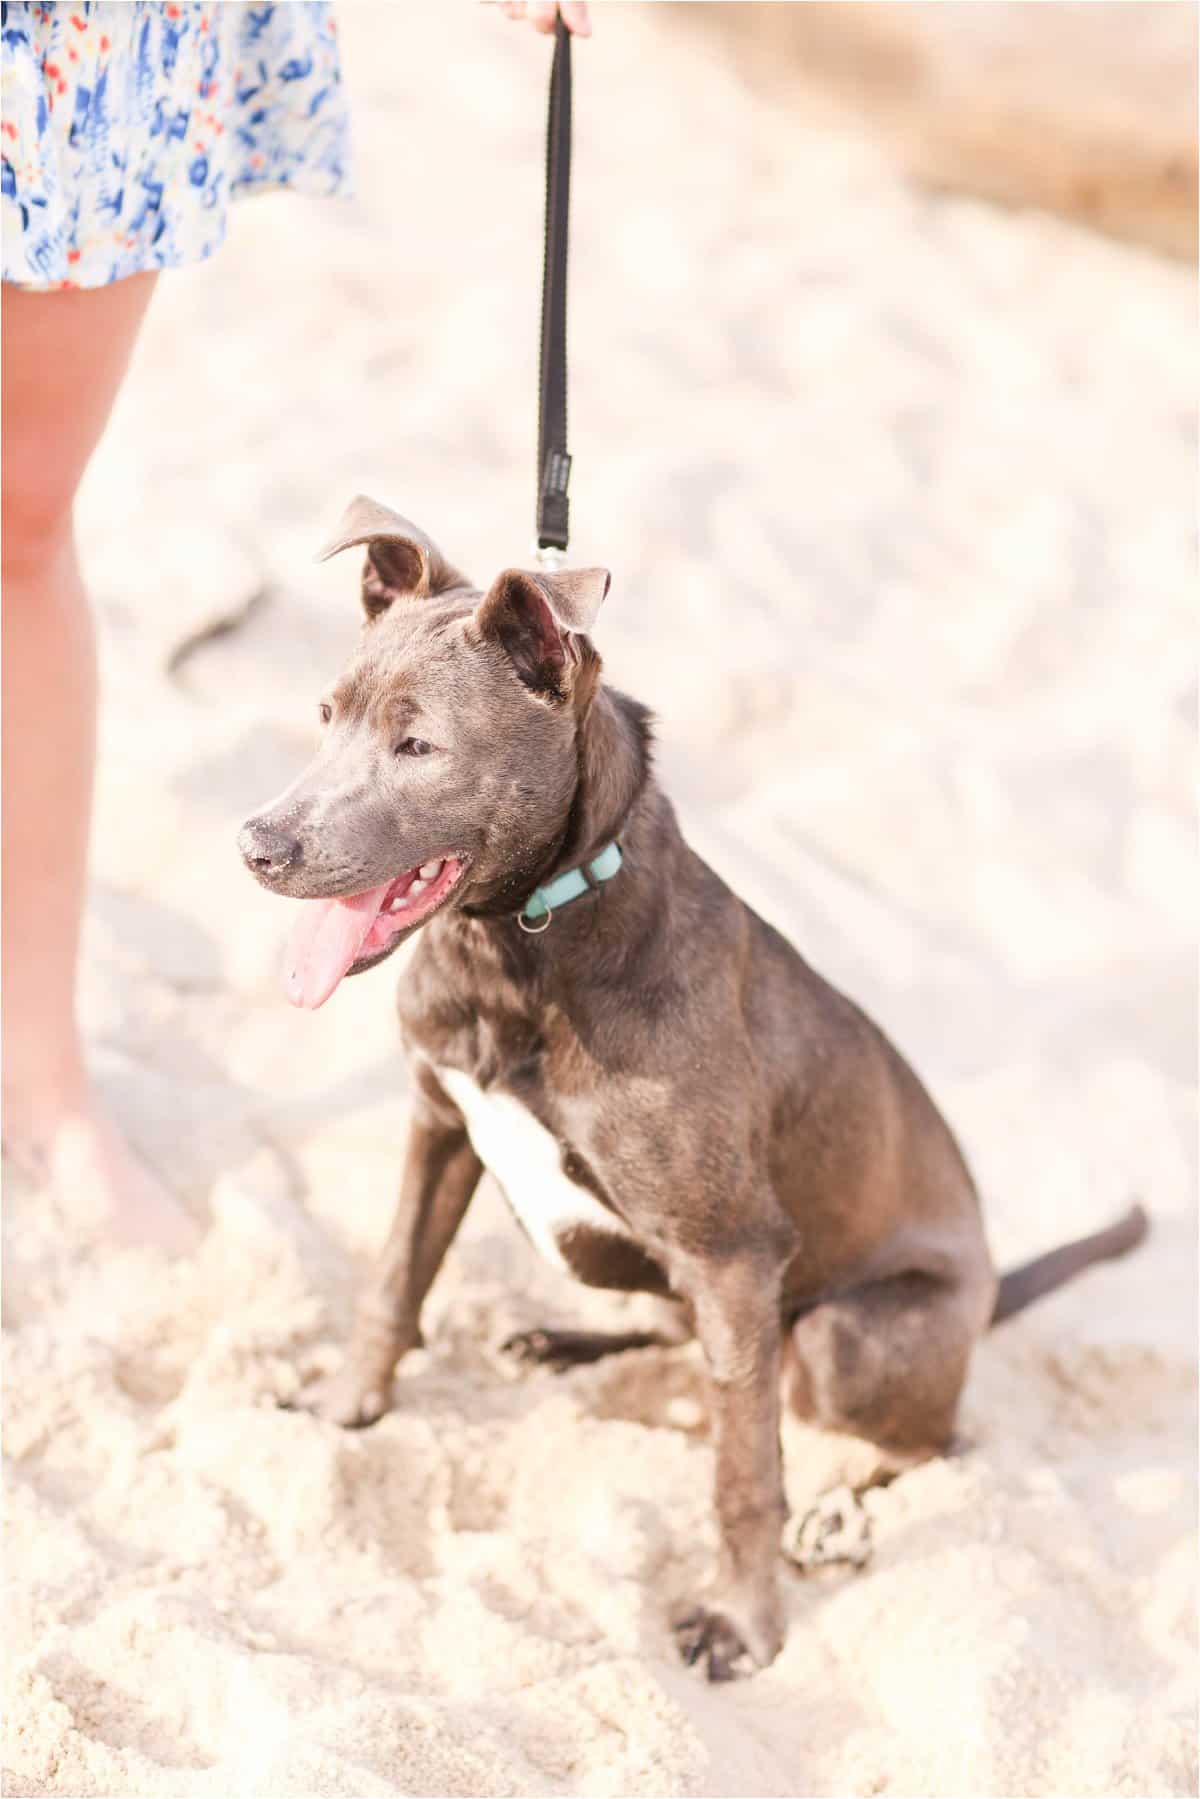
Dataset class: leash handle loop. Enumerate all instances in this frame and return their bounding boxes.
[536,15,572,556]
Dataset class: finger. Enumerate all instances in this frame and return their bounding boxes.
[558,2,591,34]
[528,2,559,33]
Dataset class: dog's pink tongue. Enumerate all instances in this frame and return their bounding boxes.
[284,883,393,1009]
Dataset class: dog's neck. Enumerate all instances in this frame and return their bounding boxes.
[560,684,653,873]
[463,684,653,923]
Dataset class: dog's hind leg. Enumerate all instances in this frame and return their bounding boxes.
[785,1270,991,1465]
[502,1298,691,1371]
[291,1066,481,1428]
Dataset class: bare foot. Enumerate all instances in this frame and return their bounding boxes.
[4,1094,200,1257]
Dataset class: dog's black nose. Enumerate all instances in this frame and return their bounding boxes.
[238,818,300,876]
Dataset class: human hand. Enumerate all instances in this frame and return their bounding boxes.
[493,3,592,37]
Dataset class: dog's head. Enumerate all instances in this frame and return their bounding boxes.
[239,495,611,1008]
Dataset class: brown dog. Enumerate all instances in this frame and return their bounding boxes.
[239,496,1147,1680]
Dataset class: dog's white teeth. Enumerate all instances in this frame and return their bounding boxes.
[389,896,408,912]
[409,878,429,897]
[419,861,442,880]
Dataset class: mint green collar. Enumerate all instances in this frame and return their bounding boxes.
[520,841,623,932]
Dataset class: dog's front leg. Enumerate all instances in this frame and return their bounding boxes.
[297,1070,481,1428]
[673,1257,787,1680]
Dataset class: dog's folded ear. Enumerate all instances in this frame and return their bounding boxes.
[474,566,611,702]
[316,495,468,621]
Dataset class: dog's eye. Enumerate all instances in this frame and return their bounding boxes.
[396,737,435,758]
[319,702,332,724]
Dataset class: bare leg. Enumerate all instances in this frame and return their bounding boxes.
[297,1070,482,1426]
[2,274,194,1251]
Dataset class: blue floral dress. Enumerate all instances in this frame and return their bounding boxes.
[1,1,351,290]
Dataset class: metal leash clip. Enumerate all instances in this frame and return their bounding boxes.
[533,541,564,573]
[518,903,554,935]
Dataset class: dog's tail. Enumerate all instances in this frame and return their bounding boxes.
[990,1202,1149,1326]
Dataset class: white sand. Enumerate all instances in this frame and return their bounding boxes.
[3,7,1196,1795]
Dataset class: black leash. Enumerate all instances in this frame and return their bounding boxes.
[536,16,572,562]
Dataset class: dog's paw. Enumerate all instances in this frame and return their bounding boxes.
[282,1364,391,1430]
[671,1600,782,1682]
[785,1483,873,1573]
[501,1327,576,1372]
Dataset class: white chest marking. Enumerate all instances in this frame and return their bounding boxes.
[435,1066,630,1274]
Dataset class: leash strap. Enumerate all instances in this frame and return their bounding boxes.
[536,15,572,557]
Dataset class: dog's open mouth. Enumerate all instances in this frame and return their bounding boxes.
[284,856,467,1010]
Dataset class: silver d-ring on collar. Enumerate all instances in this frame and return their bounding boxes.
[518,904,554,935]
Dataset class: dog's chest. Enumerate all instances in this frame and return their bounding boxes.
[434,1065,634,1277]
